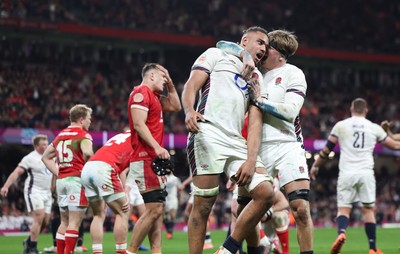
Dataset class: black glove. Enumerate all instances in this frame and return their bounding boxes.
[151,157,174,176]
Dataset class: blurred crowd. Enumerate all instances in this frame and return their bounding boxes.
[1,0,399,54]
[1,39,400,139]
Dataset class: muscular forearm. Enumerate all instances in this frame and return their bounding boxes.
[162,85,182,112]
[134,122,162,150]
[216,40,244,58]
[253,93,304,122]
[2,169,23,188]
[246,106,263,163]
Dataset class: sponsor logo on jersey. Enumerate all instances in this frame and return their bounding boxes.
[138,151,148,157]
[58,131,78,136]
[195,55,206,63]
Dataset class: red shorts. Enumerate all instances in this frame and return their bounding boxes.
[128,160,167,192]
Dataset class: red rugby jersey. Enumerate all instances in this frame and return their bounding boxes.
[89,131,132,174]
[53,126,93,178]
[128,85,164,161]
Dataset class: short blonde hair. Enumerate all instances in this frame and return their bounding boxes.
[268,30,298,59]
[32,134,48,146]
[69,104,92,123]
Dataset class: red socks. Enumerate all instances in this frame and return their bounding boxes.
[277,229,289,254]
[65,230,79,254]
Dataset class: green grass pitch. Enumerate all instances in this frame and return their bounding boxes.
[1,227,399,253]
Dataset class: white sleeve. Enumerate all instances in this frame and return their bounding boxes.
[255,92,304,122]
[192,47,221,74]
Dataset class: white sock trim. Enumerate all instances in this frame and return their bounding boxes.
[56,233,65,240]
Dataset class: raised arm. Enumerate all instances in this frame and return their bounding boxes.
[381,120,400,141]
[158,65,182,112]
[181,70,207,134]
[216,40,255,80]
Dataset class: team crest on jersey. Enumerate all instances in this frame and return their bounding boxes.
[69,195,76,201]
[134,93,144,103]
[299,166,305,173]
[101,184,108,190]
[275,77,282,85]
[195,55,206,63]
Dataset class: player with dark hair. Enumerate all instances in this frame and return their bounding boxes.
[126,63,181,254]
[182,26,275,254]
[1,135,52,254]
[311,98,400,254]
[42,104,94,254]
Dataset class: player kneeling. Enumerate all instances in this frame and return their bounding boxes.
[81,131,133,254]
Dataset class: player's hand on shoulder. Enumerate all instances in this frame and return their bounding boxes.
[185,110,205,134]
[240,50,255,80]
[234,160,256,186]
[247,77,261,101]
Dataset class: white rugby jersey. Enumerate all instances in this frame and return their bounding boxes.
[260,63,307,143]
[192,47,263,137]
[165,174,181,202]
[18,150,52,192]
[331,116,387,174]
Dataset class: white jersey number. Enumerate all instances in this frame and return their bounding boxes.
[56,140,73,163]
[104,133,131,146]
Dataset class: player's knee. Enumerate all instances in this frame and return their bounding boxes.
[272,210,290,230]
[290,202,310,226]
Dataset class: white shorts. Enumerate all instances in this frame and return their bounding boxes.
[188,183,194,204]
[259,141,309,187]
[81,161,125,202]
[128,181,144,206]
[56,176,88,208]
[165,197,179,212]
[337,173,376,207]
[24,190,52,214]
[187,123,268,192]
[128,160,167,192]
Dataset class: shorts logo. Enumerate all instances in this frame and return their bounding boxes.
[69,195,76,201]
[275,77,282,85]
[101,184,108,190]
[201,164,209,170]
[299,166,305,173]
